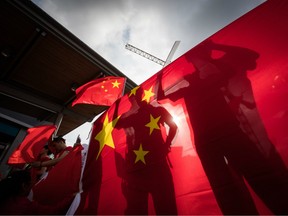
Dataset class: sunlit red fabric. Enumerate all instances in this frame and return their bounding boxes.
[76,0,288,215]
[7,125,56,164]
[72,76,126,107]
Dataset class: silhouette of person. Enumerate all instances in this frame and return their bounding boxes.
[114,86,178,215]
[158,40,288,215]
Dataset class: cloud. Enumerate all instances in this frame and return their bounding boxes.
[33,0,265,82]
[33,0,265,83]
[32,0,265,140]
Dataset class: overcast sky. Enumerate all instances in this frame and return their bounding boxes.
[32,0,265,145]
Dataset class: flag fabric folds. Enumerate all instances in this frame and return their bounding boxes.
[75,0,288,215]
[72,76,126,107]
[31,145,83,206]
[7,125,56,165]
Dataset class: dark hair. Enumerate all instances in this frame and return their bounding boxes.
[52,136,65,143]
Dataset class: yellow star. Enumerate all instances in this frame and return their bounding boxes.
[112,80,121,88]
[101,83,108,92]
[134,144,149,164]
[95,113,121,159]
[129,86,140,97]
[145,114,161,135]
[142,86,155,103]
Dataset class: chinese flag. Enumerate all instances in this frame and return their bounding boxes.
[32,145,83,206]
[75,0,288,215]
[7,125,56,164]
[72,76,126,107]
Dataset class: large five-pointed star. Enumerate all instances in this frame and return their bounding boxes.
[134,144,149,164]
[112,80,121,88]
[142,86,155,103]
[95,113,121,159]
[145,114,161,135]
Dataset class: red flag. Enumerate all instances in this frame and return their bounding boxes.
[7,125,56,165]
[72,143,102,215]
[76,0,288,215]
[31,145,83,205]
[72,76,126,106]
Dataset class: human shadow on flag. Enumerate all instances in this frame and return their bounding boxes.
[159,40,288,215]
[114,86,178,215]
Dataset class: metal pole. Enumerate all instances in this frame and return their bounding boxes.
[163,41,181,67]
[54,112,63,136]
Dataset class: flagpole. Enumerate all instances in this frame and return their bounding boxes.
[163,41,181,67]
[121,78,127,96]
[53,112,63,136]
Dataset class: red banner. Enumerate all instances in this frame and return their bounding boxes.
[72,76,126,107]
[32,145,83,205]
[76,0,288,214]
[8,125,56,164]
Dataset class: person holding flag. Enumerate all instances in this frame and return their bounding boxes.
[30,136,83,210]
[31,136,72,169]
[29,145,52,185]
